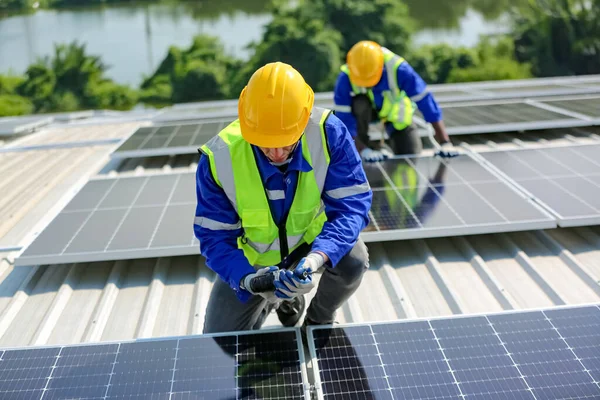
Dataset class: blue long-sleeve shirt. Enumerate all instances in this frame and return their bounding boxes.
[333,59,443,138]
[194,113,373,302]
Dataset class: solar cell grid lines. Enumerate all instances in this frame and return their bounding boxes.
[308,304,600,400]
[112,120,229,159]
[361,153,556,242]
[480,144,600,227]
[0,329,307,400]
[15,172,199,266]
[428,100,596,135]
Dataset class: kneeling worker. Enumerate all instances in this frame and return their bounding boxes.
[334,40,457,162]
[194,62,373,334]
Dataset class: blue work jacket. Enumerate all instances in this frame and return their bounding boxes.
[194,113,373,302]
[333,60,443,137]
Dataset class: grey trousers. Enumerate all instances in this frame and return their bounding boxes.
[351,93,423,155]
[203,238,370,334]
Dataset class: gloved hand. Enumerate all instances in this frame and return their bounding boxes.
[360,147,394,163]
[435,141,459,158]
[241,266,279,302]
[273,254,322,299]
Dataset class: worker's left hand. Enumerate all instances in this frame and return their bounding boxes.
[272,253,323,299]
[435,141,459,158]
[273,268,315,299]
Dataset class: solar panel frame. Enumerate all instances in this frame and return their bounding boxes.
[0,327,310,400]
[0,116,54,136]
[307,302,600,400]
[476,143,600,228]
[360,152,556,243]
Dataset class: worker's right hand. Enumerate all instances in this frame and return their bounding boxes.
[273,268,315,299]
[360,147,394,163]
[241,266,279,302]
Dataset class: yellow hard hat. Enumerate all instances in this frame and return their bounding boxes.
[346,41,384,87]
[238,62,314,148]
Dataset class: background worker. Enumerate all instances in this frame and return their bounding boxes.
[194,62,373,335]
[333,40,457,162]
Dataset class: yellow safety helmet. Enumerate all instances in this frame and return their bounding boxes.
[346,40,384,87]
[238,62,315,148]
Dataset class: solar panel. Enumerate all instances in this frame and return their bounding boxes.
[308,304,600,400]
[0,115,54,136]
[536,95,600,118]
[0,328,308,400]
[15,172,198,266]
[479,144,600,227]
[360,153,556,242]
[424,99,595,135]
[111,121,230,159]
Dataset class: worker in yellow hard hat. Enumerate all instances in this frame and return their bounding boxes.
[334,40,457,162]
[194,62,373,336]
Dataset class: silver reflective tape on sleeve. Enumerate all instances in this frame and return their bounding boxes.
[410,90,429,102]
[325,182,371,199]
[333,105,352,113]
[267,190,285,200]
[194,216,241,231]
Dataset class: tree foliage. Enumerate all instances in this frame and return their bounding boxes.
[510,0,600,76]
[14,42,137,113]
[2,0,599,117]
[140,35,241,106]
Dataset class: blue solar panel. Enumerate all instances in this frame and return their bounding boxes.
[0,329,306,400]
[308,304,600,400]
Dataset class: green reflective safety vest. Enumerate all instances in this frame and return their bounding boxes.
[200,107,332,267]
[341,47,415,131]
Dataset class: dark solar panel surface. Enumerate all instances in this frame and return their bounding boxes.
[481,144,600,227]
[441,103,569,127]
[0,330,305,400]
[361,154,555,240]
[114,121,228,156]
[16,172,198,266]
[538,97,600,118]
[309,304,600,400]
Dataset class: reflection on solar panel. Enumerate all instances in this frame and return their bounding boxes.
[360,154,556,242]
[422,99,596,135]
[112,121,229,158]
[15,172,198,266]
[0,328,307,400]
[0,115,54,136]
[480,144,600,227]
[308,304,600,400]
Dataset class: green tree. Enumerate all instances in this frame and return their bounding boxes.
[140,34,241,105]
[0,95,34,116]
[303,0,414,55]
[231,1,342,96]
[511,0,600,76]
[16,42,137,113]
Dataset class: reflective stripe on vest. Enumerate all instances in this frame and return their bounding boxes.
[200,107,331,267]
[341,47,415,130]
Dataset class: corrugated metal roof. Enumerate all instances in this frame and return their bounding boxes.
[0,123,599,350]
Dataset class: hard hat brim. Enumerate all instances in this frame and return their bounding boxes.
[240,127,304,149]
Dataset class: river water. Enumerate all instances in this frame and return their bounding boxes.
[0,0,518,86]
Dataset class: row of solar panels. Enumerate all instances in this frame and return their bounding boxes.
[0,303,597,399]
[112,93,600,159]
[14,143,600,266]
[153,75,600,123]
[1,75,598,136]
